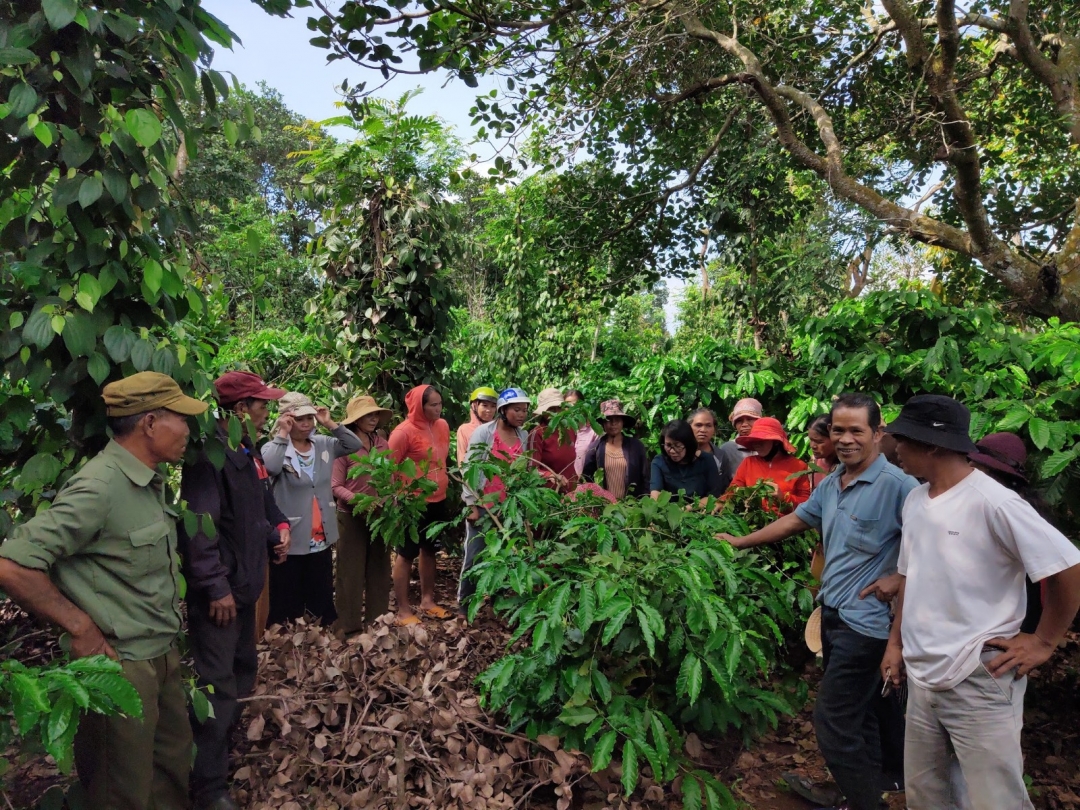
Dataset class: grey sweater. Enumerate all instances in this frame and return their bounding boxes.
[263,426,362,554]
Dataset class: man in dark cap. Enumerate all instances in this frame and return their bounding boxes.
[179,370,290,810]
[882,394,1080,810]
[0,372,208,810]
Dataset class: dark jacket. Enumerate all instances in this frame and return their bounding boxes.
[582,435,650,497]
[178,427,288,605]
[650,452,724,499]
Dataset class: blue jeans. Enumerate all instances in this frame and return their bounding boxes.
[814,607,890,810]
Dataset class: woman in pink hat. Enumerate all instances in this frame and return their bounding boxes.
[582,400,649,499]
[725,416,811,512]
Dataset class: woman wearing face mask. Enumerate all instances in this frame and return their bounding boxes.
[331,395,394,637]
[650,419,724,504]
[458,388,532,619]
[388,385,452,625]
[582,400,650,499]
[263,391,362,627]
[725,416,811,511]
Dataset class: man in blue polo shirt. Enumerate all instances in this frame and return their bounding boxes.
[719,393,918,810]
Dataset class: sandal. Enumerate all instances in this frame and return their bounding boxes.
[394,615,421,627]
[422,605,452,620]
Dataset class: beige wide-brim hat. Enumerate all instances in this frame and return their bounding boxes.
[342,395,393,428]
[279,391,318,418]
[535,387,564,415]
[804,606,823,654]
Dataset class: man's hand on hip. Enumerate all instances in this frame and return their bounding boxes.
[984,633,1055,678]
[71,624,119,660]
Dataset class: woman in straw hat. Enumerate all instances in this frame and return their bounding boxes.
[331,395,395,637]
[581,400,649,499]
[263,392,362,627]
[529,387,577,493]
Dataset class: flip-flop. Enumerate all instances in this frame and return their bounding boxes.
[422,606,452,620]
[394,615,421,627]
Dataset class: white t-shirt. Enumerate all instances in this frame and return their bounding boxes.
[898,470,1080,691]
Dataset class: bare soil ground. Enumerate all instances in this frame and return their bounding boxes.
[3,555,1079,809]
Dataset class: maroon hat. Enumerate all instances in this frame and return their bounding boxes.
[968,432,1027,482]
[214,371,285,405]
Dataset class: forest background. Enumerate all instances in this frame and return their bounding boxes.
[4,0,1079,537]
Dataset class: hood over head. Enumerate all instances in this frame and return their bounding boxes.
[405,384,438,426]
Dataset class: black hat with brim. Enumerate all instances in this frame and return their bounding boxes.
[884,394,978,454]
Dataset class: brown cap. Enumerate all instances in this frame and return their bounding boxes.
[214,370,285,405]
[102,372,209,417]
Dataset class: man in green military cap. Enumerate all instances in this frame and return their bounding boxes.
[0,371,208,810]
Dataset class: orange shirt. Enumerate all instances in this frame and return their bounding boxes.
[728,454,811,512]
[388,385,450,502]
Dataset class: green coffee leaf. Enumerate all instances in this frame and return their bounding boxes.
[590,729,617,771]
[620,739,638,796]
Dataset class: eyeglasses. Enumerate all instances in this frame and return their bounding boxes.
[663,442,686,453]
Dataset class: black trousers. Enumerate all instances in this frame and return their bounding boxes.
[188,595,257,807]
[813,607,893,810]
[267,547,336,627]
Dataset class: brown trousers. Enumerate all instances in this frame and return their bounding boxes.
[334,509,392,634]
[74,647,192,810]
[255,561,270,641]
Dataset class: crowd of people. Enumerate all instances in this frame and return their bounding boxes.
[0,371,1077,810]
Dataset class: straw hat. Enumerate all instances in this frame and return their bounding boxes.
[535,387,564,415]
[342,395,393,428]
[279,391,318,418]
[804,606,823,654]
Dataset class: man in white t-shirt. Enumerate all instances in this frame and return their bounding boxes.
[881,395,1080,810]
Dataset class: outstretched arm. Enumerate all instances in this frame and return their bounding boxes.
[718,511,811,549]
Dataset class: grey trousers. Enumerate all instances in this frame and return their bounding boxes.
[905,649,1034,810]
[457,518,487,609]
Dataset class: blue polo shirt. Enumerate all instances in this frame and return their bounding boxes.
[795,454,918,639]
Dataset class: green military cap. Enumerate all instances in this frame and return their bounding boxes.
[102,372,209,417]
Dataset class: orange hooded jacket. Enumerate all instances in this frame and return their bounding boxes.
[388,384,450,503]
[456,408,485,465]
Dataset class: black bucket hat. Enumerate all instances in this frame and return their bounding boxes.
[884,394,978,454]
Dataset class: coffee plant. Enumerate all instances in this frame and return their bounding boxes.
[453,457,812,807]
[0,655,142,777]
